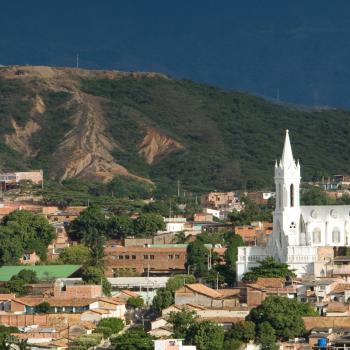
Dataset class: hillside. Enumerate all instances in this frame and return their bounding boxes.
[0,66,349,192]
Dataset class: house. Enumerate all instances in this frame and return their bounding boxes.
[48,210,81,224]
[164,217,186,233]
[234,221,272,246]
[174,284,240,309]
[53,280,102,299]
[154,339,196,350]
[246,191,274,205]
[123,232,176,247]
[0,293,15,311]
[0,170,43,186]
[201,192,237,209]
[296,278,342,305]
[160,303,247,330]
[193,213,213,222]
[10,296,126,319]
[20,251,41,265]
[104,243,187,276]
[10,297,98,314]
[115,290,140,302]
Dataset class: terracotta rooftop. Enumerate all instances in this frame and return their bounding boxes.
[119,290,139,298]
[0,293,16,300]
[98,297,126,305]
[179,284,222,299]
[330,284,350,294]
[327,302,349,313]
[13,297,96,307]
[254,277,285,288]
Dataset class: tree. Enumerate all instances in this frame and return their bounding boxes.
[223,339,241,350]
[228,320,255,342]
[168,309,197,338]
[133,213,165,236]
[242,257,296,282]
[69,205,108,241]
[58,245,91,265]
[4,270,39,296]
[127,296,144,309]
[16,269,38,283]
[165,275,196,293]
[81,267,112,296]
[301,187,332,205]
[0,210,55,262]
[82,227,106,267]
[110,327,153,350]
[152,288,174,316]
[34,302,51,314]
[174,231,186,244]
[224,235,244,271]
[185,321,224,350]
[186,239,208,277]
[228,197,272,226]
[97,317,124,334]
[247,296,316,340]
[108,215,134,239]
[257,322,278,350]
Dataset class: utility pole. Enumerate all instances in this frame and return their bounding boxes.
[216,272,219,290]
[76,54,79,68]
[177,180,180,197]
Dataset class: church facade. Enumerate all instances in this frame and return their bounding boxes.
[236,130,350,280]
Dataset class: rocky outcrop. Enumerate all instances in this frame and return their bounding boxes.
[138,128,184,164]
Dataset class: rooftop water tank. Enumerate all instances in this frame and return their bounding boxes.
[317,338,327,347]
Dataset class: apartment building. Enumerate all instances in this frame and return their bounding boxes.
[104,243,187,277]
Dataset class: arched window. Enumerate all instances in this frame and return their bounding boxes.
[290,184,294,207]
[332,227,340,244]
[312,228,321,244]
[279,184,282,208]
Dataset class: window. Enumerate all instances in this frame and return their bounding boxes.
[290,184,294,207]
[312,228,321,244]
[118,255,124,260]
[290,222,296,229]
[144,255,149,260]
[168,255,174,260]
[125,255,130,260]
[332,227,341,243]
[150,255,155,260]
[132,255,136,260]
[175,255,180,259]
[279,183,282,208]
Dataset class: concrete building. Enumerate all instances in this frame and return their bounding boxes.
[105,244,187,276]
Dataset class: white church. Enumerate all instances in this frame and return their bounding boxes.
[236,130,350,280]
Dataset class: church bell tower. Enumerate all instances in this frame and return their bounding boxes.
[273,130,301,248]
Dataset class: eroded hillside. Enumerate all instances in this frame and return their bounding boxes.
[1,65,350,191]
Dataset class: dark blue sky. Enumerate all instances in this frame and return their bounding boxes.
[1,1,350,107]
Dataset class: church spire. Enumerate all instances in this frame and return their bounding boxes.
[281,129,295,166]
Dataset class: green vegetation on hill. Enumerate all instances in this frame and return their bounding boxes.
[81,76,350,191]
[2,69,350,194]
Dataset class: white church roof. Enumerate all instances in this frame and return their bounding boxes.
[300,205,350,221]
